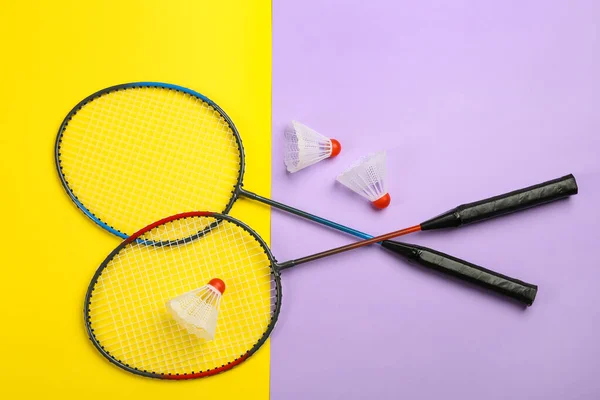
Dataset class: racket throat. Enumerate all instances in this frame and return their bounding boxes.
[277,260,296,271]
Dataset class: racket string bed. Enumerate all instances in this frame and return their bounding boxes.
[59,86,243,235]
[87,216,278,376]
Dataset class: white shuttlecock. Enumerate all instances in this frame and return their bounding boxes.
[336,151,391,209]
[167,278,226,340]
[284,120,341,173]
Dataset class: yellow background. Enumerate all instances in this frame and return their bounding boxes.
[0,1,271,398]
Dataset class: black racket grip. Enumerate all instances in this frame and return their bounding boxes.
[420,174,578,231]
[381,241,538,305]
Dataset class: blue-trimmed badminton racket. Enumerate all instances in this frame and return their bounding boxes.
[55,82,577,245]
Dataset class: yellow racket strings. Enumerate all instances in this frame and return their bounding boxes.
[58,87,242,235]
[87,216,276,375]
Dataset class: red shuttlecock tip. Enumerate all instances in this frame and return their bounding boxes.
[372,193,391,209]
[208,278,226,294]
[329,139,341,157]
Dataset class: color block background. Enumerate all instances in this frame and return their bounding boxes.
[271,1,600,399]
[2,1,600,399]
[0,1,271,398]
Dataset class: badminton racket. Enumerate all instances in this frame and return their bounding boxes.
[55,82,578,244]
[86,212,538,380]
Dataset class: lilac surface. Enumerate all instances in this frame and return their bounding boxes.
[270,1,600,399]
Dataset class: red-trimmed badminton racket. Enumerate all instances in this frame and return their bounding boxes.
[86,211,540,380]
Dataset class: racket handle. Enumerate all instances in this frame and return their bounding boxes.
[381,241,538,305]
[420,174,578,231]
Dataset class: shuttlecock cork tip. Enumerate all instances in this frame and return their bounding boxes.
[208,278,226,294]
[372,193,391,209]
[329,139,341,157]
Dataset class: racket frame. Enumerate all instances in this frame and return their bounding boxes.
[84,211,283,380]
[55,82,245,239]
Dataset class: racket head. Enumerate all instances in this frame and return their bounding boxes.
[55,83,246,239]
[84,211,281,379]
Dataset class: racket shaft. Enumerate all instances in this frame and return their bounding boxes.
[381,241,537,305]
[421,174,577,231]
[240,188,372,239]
[277,225,422,269]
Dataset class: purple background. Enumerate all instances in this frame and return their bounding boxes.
[271,1,600,399]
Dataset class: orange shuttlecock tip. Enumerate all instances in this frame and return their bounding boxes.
[329,139,342,157]
[372,193,391,209]
[208,278,226,294]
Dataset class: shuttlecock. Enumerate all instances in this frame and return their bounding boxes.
[336,151,391,209]
[167,278,226,340]
[284,121,341,173]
